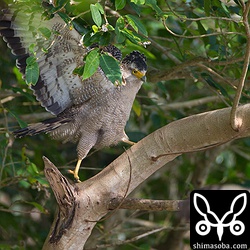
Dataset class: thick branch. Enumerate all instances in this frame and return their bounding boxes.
[43,104,250,249]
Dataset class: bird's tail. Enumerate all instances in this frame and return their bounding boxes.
[13,117,70,138]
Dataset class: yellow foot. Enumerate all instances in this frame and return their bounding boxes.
[68,159,82,182]
[68,169,81,182]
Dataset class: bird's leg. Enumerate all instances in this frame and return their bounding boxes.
[68,159,82,182]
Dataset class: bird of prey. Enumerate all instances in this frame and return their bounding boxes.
[0,3,147,181]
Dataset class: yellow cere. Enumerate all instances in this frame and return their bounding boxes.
[133,69,145,79]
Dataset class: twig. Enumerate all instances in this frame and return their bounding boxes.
[162,17,242,39]
[147,56,245,83]
[197,63,237,90]
[91,227,171,249]
[166,1,241,23]
[230,1,250,130]
[0,112,53,126]
[109,197,183,211]
[160,96,223,111]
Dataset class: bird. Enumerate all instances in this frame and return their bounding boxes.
[0,3,147,182]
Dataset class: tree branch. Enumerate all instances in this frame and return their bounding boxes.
[42,104,250,249]
[43,158,78,244]
[230,1,250,130]
[108,197,182,211]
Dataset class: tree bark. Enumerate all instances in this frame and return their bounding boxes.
[42,104,250,250]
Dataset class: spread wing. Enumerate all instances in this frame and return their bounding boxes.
[0,3,115,116]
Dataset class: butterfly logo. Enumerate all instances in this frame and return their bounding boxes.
[193,193,247,241]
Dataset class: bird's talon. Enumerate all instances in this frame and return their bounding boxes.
[68,169,81,182]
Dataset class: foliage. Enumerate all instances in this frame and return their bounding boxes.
[0,0,250,249]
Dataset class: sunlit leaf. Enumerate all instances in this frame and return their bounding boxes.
[27,162,39,175]
[116,16,125,30]
[92,24,99,33]
[131,0,145,4]
[132,99,141,116]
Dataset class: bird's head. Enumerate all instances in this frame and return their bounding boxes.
[121,51,147,82]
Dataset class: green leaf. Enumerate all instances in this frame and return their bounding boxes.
[132,99,141,116]
[116,16,125,30]
[201,73,230,99]
[115,0,126,10]
[213,1,231,18]
[13,67,25,84]
[25,56,39,85]
[83,49,100,80]
[11,86,35,101]
[0,244,12,250]
[24,201,48,214]
[84,32,103,46]
[54,0,70,9]
[90,4,102,27]
[121,28,149,45]
[197,21,209,44]
[92,25,99,33]
[27,162,39,175]
[116,29,126,43]
[28,43,36,54]
[82,30,94,46]
[100,54,122,84]
[106,24,115,31]
[145,0,163,16]
[115,17,126,43]
[73,66,84,76]
[129,2,142,16]
[131,0,145,4]
[99,32,111,46]
[8,110,28,128]
[126,14,148,36]
[204,0,211,16]
[57,11,71,23]
[38,27,51,39]
[95,2,104,14]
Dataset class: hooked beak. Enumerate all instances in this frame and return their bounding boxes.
[141,75,147,82]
